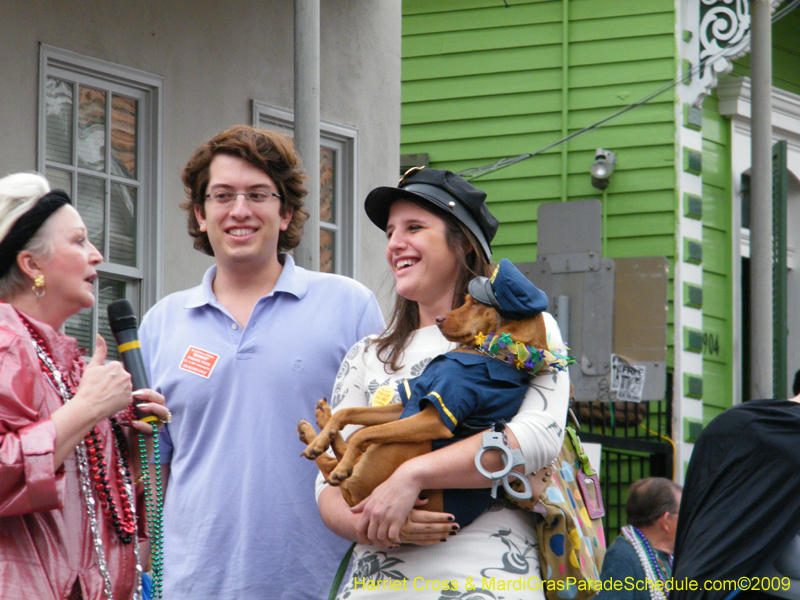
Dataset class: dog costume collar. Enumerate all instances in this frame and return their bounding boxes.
[464,331,574,374]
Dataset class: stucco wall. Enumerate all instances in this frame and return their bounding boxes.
[0,0,399,311]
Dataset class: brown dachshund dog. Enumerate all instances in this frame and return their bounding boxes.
[297,293,550,520]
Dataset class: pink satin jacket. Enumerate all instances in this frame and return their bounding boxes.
[0,303,142,600]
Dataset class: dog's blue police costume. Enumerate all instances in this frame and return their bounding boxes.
[395,259,560,526]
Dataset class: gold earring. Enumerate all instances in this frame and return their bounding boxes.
[32,274,45,299]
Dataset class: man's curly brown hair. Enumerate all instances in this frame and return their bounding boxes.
[181,125,310,256]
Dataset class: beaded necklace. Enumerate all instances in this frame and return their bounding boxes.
[139,425,165,598]
[463,331,574,374]
[16,310,143,600]
[620,525,672,600]
[111,401,165,596]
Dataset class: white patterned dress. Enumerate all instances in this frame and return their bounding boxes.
[316,313,571,600]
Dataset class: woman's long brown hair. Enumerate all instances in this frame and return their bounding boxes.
[373,198,494,372]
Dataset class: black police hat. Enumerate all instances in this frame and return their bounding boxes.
[364,167,499,260]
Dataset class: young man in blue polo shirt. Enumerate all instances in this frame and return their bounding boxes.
[139,126,384,600]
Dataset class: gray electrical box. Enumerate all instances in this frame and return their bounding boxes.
[519,200,667,402]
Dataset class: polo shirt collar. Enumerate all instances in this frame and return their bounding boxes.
[182,253,308,310]
[272,254,308,299]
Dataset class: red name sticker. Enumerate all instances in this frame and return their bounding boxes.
[179,346,220,379]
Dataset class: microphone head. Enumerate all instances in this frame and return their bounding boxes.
[107,299,138,334]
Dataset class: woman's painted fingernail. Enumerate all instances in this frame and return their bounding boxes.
[132,390,147,398]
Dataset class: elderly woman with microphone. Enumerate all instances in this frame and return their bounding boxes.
[0,172,169,600]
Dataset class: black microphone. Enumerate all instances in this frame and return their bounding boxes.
[107,299,158,424]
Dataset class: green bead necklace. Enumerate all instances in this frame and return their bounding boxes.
[138,431,165,598]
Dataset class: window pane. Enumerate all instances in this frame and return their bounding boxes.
[97,278,127,362]
[320,228,336,274]
[64,309,93,354]
[77,86,106,172]
[45,167,72,196]
[41,49,155,341]
[111,95,137,179]
[77,175,106,253]
[110,183,137,266]
[320,147,335,224]
[45,77,73,165]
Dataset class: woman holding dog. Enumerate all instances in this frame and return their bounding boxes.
[317,167,571,599]
[0,173,169,599]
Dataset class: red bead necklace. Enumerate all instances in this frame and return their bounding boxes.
[17,311,137,544]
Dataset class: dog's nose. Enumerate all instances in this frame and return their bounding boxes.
[435,315,445,325]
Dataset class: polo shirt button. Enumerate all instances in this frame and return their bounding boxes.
[232,323,238,330]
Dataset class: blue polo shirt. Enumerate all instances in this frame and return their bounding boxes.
[397,351,530,438]
[139,255,384,600]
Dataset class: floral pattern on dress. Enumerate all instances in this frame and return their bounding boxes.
[523,375,565,439]
[480,529,539,580]
[366,377,393,399]
[340,550,409,599]
[331,339,370,409]
[525,373,562,411]
[410,357,432,377]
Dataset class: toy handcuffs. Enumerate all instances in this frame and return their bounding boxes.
[474,427,533,501]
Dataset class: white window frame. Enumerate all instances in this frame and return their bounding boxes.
[718,76,800,403]
[38,45,163,334]
[252,100,359,278]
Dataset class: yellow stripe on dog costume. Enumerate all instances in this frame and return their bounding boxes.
[429,392,458,427]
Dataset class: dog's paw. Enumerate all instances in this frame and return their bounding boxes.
[302,430,335,458]
[327,467,352,486]
[315,399,332,428]
[297,420,315,446]
[302,449,318,459]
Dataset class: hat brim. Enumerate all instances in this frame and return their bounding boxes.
[364,186,407,231]
[364,184,492,261]
[468,276,502,311]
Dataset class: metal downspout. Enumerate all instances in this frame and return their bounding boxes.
[294,0,321,271]
[561,0,569,203]
[749,0,773,399]
[602,187,608,256]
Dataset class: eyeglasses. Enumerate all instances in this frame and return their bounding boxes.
[205,190,282,205]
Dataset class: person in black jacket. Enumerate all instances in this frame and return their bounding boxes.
[672,392,800,600]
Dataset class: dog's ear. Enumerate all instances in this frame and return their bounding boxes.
[500,313,548,350]
[439,293,501,341]
[468,297,502,330]
[450,294,491,322]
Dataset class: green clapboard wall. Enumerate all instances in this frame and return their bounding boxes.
[401,0,678,356]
